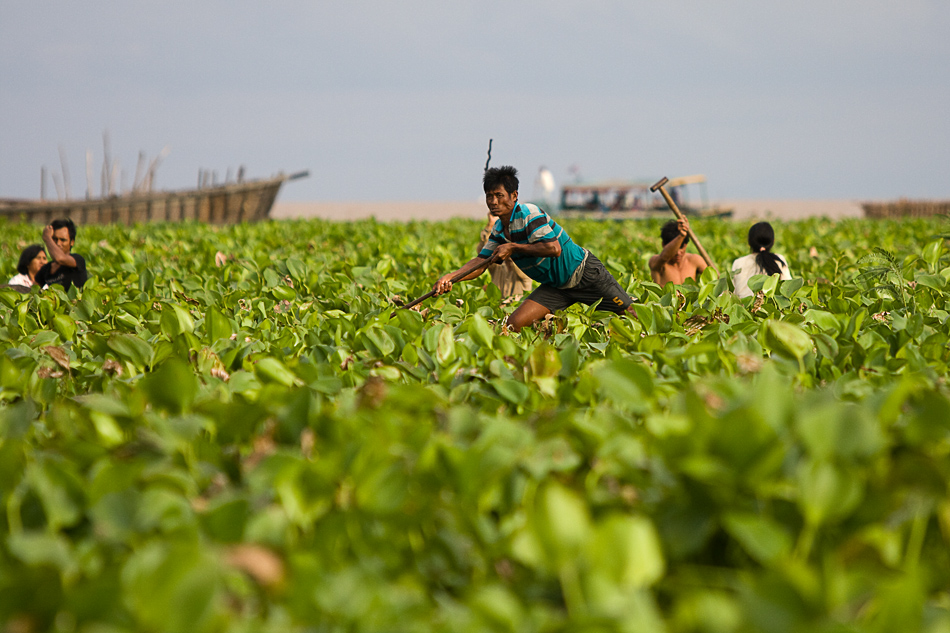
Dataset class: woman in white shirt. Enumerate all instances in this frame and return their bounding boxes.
[732,222,791,298]
[8,244,48,288]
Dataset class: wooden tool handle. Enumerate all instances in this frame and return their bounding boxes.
[393,254,498,316]
[651,178,719,274]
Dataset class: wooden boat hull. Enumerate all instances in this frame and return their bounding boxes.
[0,172,304,225]
[862,200,950,219]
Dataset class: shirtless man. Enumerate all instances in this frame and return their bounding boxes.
[649,218,707,285]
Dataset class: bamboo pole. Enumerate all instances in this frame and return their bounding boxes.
[58,145,72,199]
[86,150,94,199]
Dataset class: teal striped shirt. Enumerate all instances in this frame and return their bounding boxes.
[478,202,586,288]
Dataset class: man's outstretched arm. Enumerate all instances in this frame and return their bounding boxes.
[434,257,490,295]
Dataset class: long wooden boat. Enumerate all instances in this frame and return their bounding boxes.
[862,199,950,219]
[548,174,733,221]
[0,171,308,225]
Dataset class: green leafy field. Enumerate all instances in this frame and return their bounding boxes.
[2,216,950,633]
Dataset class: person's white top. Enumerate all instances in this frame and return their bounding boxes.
[8,273,32,287]
[731,253,791,298]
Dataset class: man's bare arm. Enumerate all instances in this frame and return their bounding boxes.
[434,257,489,294]
[649,234,685,272]
[497,240,560,262]
[42,225,77,272]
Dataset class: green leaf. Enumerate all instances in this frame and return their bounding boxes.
[721,512,792,565]
[593,514,666,588]
[52,313,77,341]
[915,273,945,290]
[594,359,654,405]
[286,257,307,282]
[764,319,812,362]
[534,483,591,561]
[205,307,233,342]
[142,357,199,414]
[107,333,154,369]
[490,378,529,405]
[199,497,248,543]
[255,357,300,387]
[27,459,84,530]
[364,326,396,357]
[467,313,495,350]
[797,460,864,526]
[435,324,456,365]
[160,304,196,337]
[803,309,840,334]
[7,532,74,570]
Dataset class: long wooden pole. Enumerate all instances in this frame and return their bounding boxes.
[392,254,498,317]
[651,177,719,274]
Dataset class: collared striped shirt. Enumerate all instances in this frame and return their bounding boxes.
[478,202,586,288]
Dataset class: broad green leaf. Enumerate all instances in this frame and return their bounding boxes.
[797,460,864,526]
[205,307,233,342]
[467,313,495,350]
[764,319,812,362]
[364,326,395,357]
[160,304,196,337]
[435,324,456,365]
[52,313,77,341]
[803,309,840,334]
[286,257,307,282]
[107,333,154,369]
[141,357,199,413]
[535,483,591,561]
[721,512,792,565]
[255,357,299,387]
[593,514,666,587]
[490,378,529,404]
[594,359,654,405]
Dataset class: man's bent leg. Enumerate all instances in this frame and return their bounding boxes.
[506,299,552,332]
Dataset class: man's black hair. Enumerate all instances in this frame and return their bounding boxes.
[51,218,77,241]
[483,166,519,194]
[660,220,689,247]
[17,244,45,275]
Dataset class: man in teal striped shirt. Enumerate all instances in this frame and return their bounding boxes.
[434,166,634,332]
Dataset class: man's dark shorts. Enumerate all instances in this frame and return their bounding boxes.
[526,253,633,315]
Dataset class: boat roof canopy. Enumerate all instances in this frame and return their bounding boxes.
[666,174,707,187]
[561,174,707,193]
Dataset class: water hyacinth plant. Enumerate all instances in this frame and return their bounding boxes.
[0,216,950,632]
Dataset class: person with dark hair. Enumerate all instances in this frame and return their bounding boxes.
[731,221,791,298]
[8,244,48,288]
[35,218,88,292]
[433,165,635,332]
[649,218,707,285]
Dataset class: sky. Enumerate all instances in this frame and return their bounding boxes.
[2,1,948,203]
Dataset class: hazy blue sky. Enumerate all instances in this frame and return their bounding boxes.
[2,1,948,202]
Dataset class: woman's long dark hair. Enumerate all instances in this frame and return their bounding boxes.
[17,244,45,275]
[748,222,783,276]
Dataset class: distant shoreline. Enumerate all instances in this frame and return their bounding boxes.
[272,199,865,222]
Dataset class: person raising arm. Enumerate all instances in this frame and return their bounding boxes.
[35,218,88,292]
[648,218,707,285]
